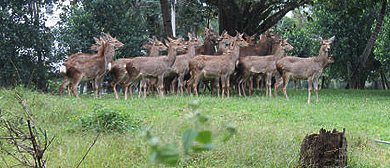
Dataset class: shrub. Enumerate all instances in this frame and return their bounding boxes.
[77,103,141,133]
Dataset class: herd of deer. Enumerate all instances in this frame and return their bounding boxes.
[59,29,335,104]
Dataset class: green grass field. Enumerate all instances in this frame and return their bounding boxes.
[0,87,389,167]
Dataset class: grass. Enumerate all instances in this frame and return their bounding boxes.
[0,87,389,167]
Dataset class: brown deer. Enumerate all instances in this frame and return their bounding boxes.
[236,38,294,97]
[123,37,185,99]
[170,33,203,96]
[59,33,124,98]
[275,36,335,104]
[292,55,335,91]
[231,29,281,96]
[109,37,167,99]
[187,32,249,98]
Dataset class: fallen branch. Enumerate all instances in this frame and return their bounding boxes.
[371,139,390,145]
[75,132,101,168]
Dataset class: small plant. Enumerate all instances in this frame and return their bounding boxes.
[77,103,141,133]
[144,100,237,166]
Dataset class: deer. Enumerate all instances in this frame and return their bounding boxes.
[109,37,167,99]
[275,36,335,104]
[236,38,294,97]
[169,33,203,96]
[122,37,185,99]
[230,29,281,96]
[187,32,249,98]
[59,33,124,98]
[292,55,335,91]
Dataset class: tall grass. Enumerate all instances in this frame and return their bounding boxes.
[0,87,389,167]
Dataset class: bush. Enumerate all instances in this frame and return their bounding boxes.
[77,103,141,133]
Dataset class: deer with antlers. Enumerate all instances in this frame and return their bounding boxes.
[275,36,335,104]
[187,32,249,98]
[59,33,124,98]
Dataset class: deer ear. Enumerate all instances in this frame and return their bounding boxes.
[318,36,323,42]
[167,37,174,42]
[164,39,170,45]
[329,36,335,43]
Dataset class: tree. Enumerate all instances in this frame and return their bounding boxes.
[350,0,387,89]
[159,0,173,37]
[202,0,311,35]
[0,0,59,91]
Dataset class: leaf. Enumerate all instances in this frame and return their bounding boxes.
[223,124,237,143]
[157,144,179,165]
[192,143,216,153]
[196,130,212,144]
[182,128,198,154]
[148,151,158,163]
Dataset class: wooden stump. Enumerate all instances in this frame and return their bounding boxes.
[299,128,347,168]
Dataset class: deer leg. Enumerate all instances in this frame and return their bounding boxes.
[171,77,177,95]
[193,75,201,97]
[260,76,264,95]
[226,75,231,99]
[313,78,319,103]
[94,77,100,99]
[70,74,83,98]
[178,74,185,97]
[59,78,70,97]
[220,76,226,98]
[111,80,120,99]
[307,78,313,104]
[157,76,164,97]
[295,80,298,91]
[248,77,253,96]
[274,73,282,98]
[282,74,290,100]
[256,75,261,91]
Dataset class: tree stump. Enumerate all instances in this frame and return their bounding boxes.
[299,128,347,168]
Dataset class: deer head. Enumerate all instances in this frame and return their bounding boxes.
[244,33,257,45]
[187,32,203,47]
[280,38,294,51]
[266,29,281,44]
[319,36,335,53]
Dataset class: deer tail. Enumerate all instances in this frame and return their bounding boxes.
[60,65,67,74]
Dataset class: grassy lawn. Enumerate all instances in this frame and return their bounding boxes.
[0,87,389,167]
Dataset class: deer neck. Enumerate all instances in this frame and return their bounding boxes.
[315,47,330,67]
[149,45,160,57]
[272,44,285,60]
[229,43,241,61]
[104,44,115,67]
[166,44,177,67]
[187,43,196,59]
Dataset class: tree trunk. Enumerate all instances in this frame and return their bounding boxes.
[300,128,348,167]
[159,0,173,37]
[380,67,388,90]
[349,0,387,89]
[209,0,307,35]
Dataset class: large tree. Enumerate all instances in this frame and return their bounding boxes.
[202,0,311,35]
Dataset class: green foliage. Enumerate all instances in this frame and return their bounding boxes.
[143,100,236,166]
[76,103,141,133]
[0,1,59,90]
